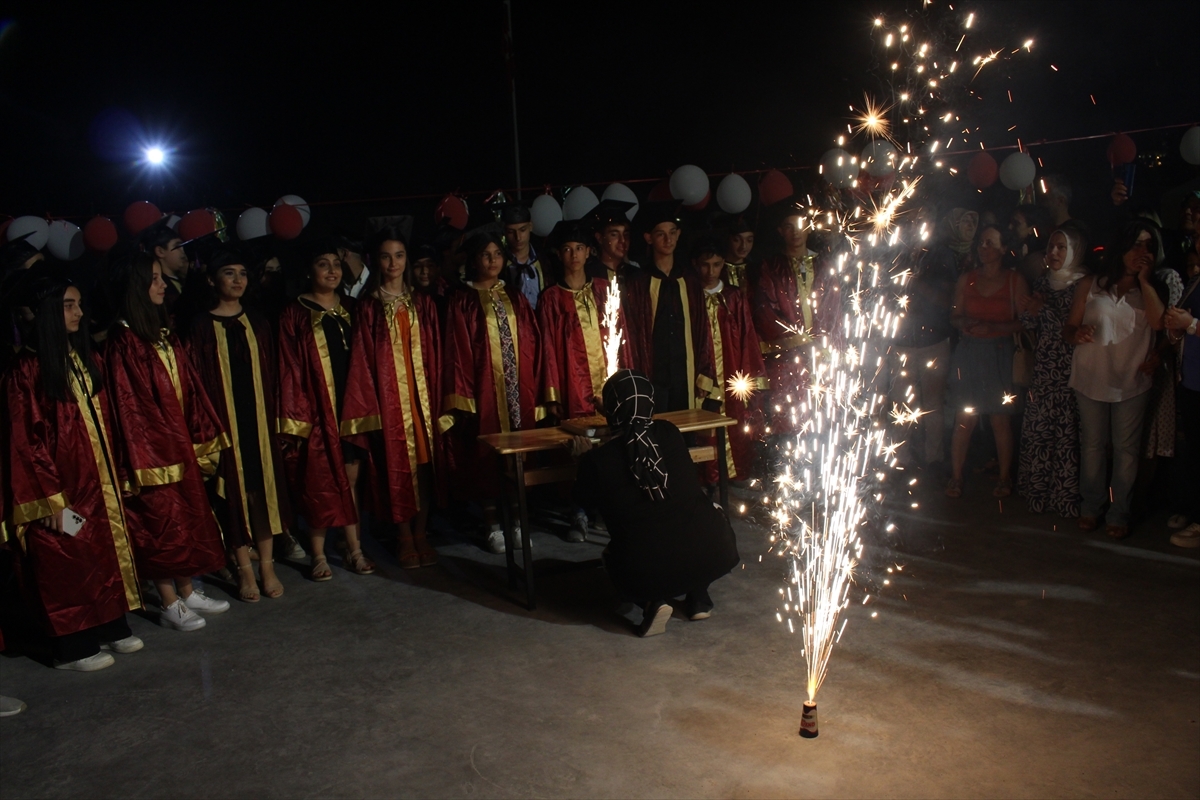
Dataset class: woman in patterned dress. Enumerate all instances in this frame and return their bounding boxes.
[1018,224,1089,516]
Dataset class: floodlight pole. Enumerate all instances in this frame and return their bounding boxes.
[504,0,522,199]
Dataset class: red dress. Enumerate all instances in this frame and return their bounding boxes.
[622,268,718,410]
[340,292,442,523]
[185,310,293,547]
[1,351,142,636]
[277,298,359,529]
[440,282,544,500]
[702,283,768,479]
[104,324,228,579]
[538,278,632,418]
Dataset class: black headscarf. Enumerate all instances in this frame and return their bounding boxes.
[602,370,669,501]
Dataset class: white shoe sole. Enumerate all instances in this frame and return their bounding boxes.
[54,653,115,672]
[100,637,144,654]
[640,604,673,637]
[160,613,206,632]
[184,599,230,615]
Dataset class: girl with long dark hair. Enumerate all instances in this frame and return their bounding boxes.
[104,254,231,630]
[1,274,143,671]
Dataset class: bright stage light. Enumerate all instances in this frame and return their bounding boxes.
[144,147,166,165]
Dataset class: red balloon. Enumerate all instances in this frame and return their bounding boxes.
[1107,133,1137,166]
[124,201,162,235]
[83,216,119,253]
[967,152,999,188]
[758,169,794,206]
[269,204,304,240]
[434,194,468,230]
[647,180,673,202]
[683,190,711,211]
[178,209,216,242]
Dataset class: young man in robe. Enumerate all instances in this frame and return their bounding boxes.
[501,204,547,310]
[586,200,639,284]
[622,203,719,412]
[723,216,756,292]
[693,236,768,483]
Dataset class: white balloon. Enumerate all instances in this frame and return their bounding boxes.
[1181,126,1200,166]
[669,164,709,205]
[601,183,639,220]
[166,214,181,230]
[6,216,50,250]
[820,148,856,189]
[237,207,271,240]
[715,173,752,214]
[861,140,898,177]
[530,194,563,237]
[274,194,311,226]
[561,185,599,221]
[999,152,1037,190]
[46,220,84,261]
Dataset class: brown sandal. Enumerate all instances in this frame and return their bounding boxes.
[310,555,333,582]
[944,478,963,498]
[346,549,376,575]
[236,563,260,603]
[259,559,284,598]
[1106,524,1130,540]
[992,479,1012,498]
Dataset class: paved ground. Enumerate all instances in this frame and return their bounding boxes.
[1,477,1197,799]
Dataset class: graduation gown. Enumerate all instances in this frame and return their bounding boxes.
[622,266,718,412]
[185,309,292,548]
[440,281,544,500]
[538,278,631,419]
[104,324,228,579]
[1,351,142,636]
[702,282,768,479]
[340,292,442,523]
[277,297,359,529]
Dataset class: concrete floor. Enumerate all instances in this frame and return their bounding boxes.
[1,479,1198,799]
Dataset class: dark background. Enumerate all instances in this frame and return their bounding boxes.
[2,0,1198,228]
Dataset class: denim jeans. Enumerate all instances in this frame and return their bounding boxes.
[1075,390,1150,525]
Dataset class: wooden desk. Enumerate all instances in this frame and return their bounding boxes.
[479,409,736,609]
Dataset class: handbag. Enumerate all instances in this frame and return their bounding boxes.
[1010,273,1034,387]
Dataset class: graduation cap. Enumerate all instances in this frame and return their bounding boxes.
[689,234,726,262]
[637,201,682,235]
[585,198,637,229]
[499,203,531,226]
[548,220,593,249]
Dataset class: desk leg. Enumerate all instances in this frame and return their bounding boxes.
[513,454,536,610]
[501,455,517,590]
[717,426,730,509]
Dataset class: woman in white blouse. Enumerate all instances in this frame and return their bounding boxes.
[1063,221,1165,539]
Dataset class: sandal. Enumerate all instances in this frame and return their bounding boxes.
[993,479,1012,498]
[259,559,284,599]
[346,549,376,575]
[236,563,260,603]
[1106,524,1130,540]
[1078,516,1098,532]
[310,555,333,582]
[944,478,963,498]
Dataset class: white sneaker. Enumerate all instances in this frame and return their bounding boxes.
[639,603,673,638]
[0,696,27,717]
[1170,523,1200,548]
[100,635,144,654]
[54,652,115,672]
[160,599,206,631]
[282,536,306,561]
[183,589,230,614]
[486,528,506,554]
[1167,514,1190,530]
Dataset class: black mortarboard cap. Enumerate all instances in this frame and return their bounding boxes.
[689,234,726,261]
[638,201,682,235]
[549,220,593,249]
[585,198,636,228]
[499,204,531,225]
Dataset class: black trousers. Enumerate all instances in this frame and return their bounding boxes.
[52,616,132,663]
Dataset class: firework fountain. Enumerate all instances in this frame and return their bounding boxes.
[769,3,1035,737]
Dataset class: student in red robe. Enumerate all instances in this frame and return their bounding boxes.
[277,242,376,581]
[692,236,768,482]
[440,231,545,554]
[751,204,841,432]
[585,200,640,284]
[340,228,441,569]
[1,274,144,671]
[723,216,757,292]
[622,203,719,412]
[104,254,230,631]
[185,248,293,602]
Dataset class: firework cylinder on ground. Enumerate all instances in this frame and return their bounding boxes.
[799,701,819,738]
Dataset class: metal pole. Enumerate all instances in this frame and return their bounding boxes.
[504,0,522,199]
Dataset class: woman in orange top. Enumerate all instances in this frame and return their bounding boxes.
[946,225,1030,498]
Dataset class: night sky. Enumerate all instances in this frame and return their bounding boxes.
[2,0,1198,222]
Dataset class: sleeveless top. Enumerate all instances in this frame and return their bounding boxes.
[1068,279,1152,402]
[962,269,1014,337]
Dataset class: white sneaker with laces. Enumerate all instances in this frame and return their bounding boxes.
[54,652,114,672]
[100,635,144,654]
[486,528,506,554]
[183,589,230,614]
[1170,522,1200,548]
[160,599,206,631]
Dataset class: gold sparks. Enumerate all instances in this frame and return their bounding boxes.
[1002,393,1016,405]
[727,371,757,403]
[852,95,893,142]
